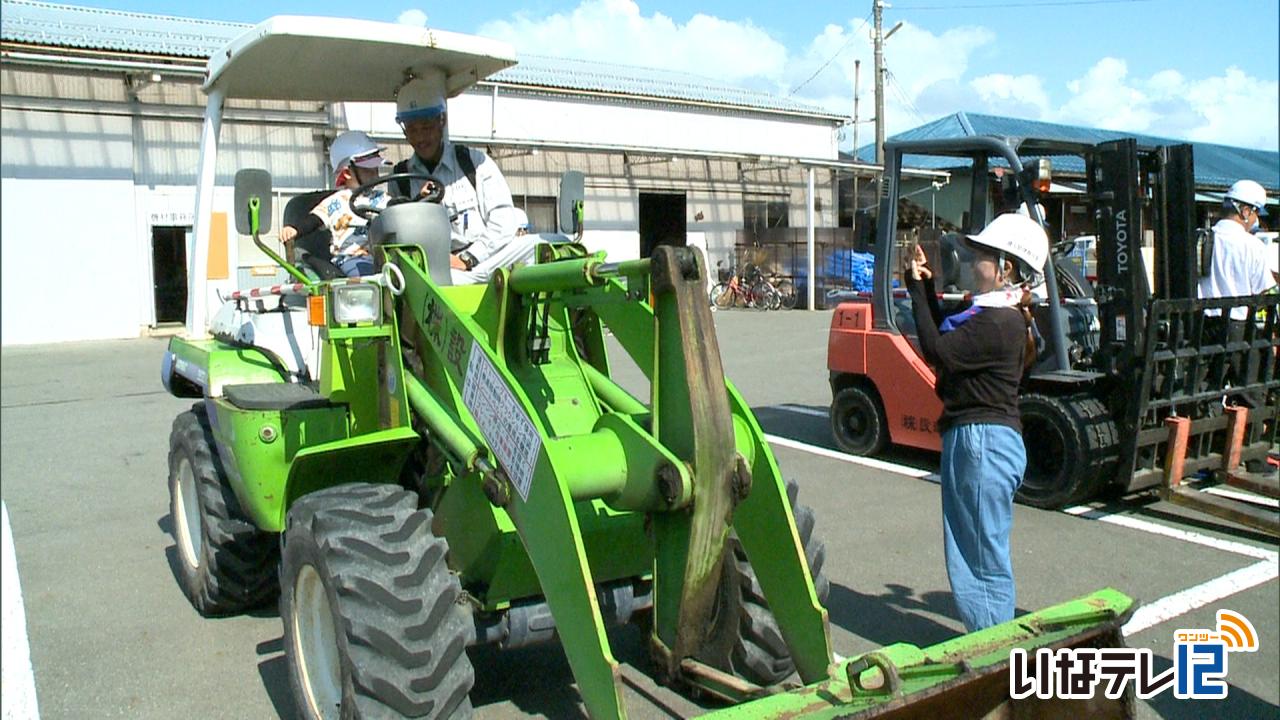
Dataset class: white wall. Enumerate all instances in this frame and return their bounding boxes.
[1,65,841,345]
[1,178,143,345]
[350,90,840,160]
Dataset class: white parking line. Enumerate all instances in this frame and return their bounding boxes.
[1202,485,1280,508]
[777,404,828,419]
[763,433,939,482]
[764,409,1278,637]
[1120,559,1279,636]
[1061,505,1278,562]
[2,501,41,720]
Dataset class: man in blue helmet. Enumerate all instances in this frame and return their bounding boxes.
[392,72,534,284]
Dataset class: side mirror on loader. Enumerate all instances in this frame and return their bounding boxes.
[234,168,311,285]
[558,170,584,236]
[234,169,274,236]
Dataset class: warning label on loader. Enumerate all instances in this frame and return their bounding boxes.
[462,341,541,502]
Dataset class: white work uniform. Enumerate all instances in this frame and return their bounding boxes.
[1198,218,1277,320]
[406,141,535,284]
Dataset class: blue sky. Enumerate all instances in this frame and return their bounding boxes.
[80,0,1280,151]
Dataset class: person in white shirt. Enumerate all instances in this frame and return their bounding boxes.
[1197,179,1277,417]
[391,73,536,284]
[1199,179,1276,315]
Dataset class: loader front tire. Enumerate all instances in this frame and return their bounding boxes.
[281,483,475,720]
[697,480,830,686]
[1017,393,1119,509]
[168,403,278,616]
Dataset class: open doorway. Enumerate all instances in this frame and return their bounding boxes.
[639,192,687,258]
[152,226,189,324]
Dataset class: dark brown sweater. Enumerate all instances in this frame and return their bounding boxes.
[907,274,1026,433]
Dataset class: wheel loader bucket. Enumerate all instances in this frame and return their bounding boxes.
[703,588,1136,720]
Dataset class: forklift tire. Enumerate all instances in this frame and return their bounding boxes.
[281,483,475,720]
[831,383,889,456]
[1017,393,1119,509]
[167,403,278,616]
[697,480,830,686]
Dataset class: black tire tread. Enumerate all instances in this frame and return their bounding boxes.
[699,480,830,686]
[282,483,474,720]
[1018,393,1119,509]
[168,403,278,616]
[830,383,889,456]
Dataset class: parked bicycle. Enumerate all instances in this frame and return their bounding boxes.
[709,261,793,310]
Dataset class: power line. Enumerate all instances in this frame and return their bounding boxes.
[789,11,874,96]
[894,0,1151,9]
[886,69,925,124]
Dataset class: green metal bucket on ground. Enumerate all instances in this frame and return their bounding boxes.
[703,588,1135,719]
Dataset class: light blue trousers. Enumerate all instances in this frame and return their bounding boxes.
[940,423,1025,632]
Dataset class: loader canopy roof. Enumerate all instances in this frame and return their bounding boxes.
[203,15,516,101]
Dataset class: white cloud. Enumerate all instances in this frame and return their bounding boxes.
[1157,67,1278,149]
[970,74,1051,119]
[397,9,428,27]
[1050,59,1278,149]
[1057,57,1158,131]
[478,0,786,84]
[473,1,1278,150]
[782,21,995,136]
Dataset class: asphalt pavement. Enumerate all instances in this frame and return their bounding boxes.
[1,309,1276,719]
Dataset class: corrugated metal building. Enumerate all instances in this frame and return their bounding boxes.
[1,0,880,344]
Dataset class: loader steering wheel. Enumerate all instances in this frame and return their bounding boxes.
[349,173,445,221]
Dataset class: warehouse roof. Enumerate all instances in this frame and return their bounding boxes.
[0,0,840,119]
[850,111,1279,191]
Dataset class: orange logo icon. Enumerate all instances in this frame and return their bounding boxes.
[1216,610,1258,652]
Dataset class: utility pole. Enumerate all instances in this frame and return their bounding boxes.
[852,59,861,221]
[873,0,885,166]
[853,59,861,157]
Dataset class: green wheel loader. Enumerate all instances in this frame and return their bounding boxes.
[161,15,1138,719]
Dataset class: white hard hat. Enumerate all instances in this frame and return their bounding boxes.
[396,76,447,124]
[1226,179,1269,216]
[511,207,530,231]
[965,213,1050,281]
[329,130,385,173]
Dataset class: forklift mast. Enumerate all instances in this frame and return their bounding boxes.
[1087,139,1198,376]
[1154,143,1200,300]
[1088,139,1150,374]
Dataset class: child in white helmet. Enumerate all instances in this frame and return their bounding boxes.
[279,130,391,278]
[906,212,1047,632]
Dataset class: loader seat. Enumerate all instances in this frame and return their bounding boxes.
[283,190,344,281]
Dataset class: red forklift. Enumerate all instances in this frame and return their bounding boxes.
[827,136,1278,531]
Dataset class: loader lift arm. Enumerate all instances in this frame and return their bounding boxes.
[386,242,831,718]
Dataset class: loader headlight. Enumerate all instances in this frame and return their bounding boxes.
[331,283,381,324]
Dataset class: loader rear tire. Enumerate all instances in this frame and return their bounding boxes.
[168,403,278,616]
[281,483,475,720]
[1017,393,1119,509]
[696,480,830,686]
